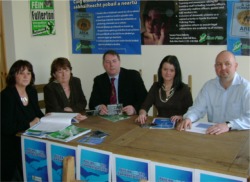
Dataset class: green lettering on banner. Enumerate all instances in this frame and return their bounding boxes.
[30,0,56,36]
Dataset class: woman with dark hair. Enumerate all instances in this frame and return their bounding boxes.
[1,60,44,181]
[136,55,193,124]
[44,57,87,121]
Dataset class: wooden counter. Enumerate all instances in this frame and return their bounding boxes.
[61,115,250,179]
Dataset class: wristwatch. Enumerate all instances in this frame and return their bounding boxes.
[225,121,232,131]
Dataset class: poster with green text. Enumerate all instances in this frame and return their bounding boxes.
[30,0,56,36]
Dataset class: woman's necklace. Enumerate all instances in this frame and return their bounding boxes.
[20,96,28,103]
[159,86,175,103]
[17,86,29,105]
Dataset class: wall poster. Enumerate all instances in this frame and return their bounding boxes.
[227,0,250,56]
[70,0,141,54]
[140,0,227,45]
[30,0,56,36]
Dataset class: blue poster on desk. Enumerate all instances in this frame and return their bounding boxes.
[152,162,194,182]
[112,154,150,182]
[77,146,112,181]
[47,142,76,182]
[21,136,48,182]
[195,169,247,182]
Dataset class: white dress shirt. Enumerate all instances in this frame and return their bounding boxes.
[184,73,250,130]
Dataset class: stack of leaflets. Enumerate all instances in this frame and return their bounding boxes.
[23,129,48,138]
[23,112,91,141]
[149,118,175,129]
[26,112,78,133]
[47,125,91,142]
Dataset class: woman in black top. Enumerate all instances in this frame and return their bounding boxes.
[44,57,87,121]
[1,60,44,181]
[136,55,193,124]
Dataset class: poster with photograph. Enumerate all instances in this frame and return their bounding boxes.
[30,0,56,36]
[140,0,227,45]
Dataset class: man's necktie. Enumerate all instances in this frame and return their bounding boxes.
[110,78,117,104]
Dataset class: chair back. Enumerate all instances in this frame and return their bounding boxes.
[34,84,46,109]
[62,156,76,182]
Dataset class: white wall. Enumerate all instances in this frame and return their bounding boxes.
[3,1,250,114]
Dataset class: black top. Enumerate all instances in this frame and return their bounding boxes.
[141,82,193,117]
[89,68,148,113]
[1,85,44,181]
[44,77,87,113]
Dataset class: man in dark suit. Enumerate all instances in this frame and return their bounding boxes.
[89,50,147,115]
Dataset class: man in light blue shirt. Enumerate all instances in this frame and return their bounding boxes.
[177,50,250,135]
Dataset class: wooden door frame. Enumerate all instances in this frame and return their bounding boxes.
[0,1,7,91]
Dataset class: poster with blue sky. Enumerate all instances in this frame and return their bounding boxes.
[77,146,112,181]
[21,136,48,182]
[70,0,141,54]
[47,142,76,182]
[112,154,150,182]
[227,0,250,56]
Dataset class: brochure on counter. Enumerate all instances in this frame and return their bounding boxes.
[47,125,91,142]
[27,112,78,133]
[77,130,109,145]
[149,118,175,129]
[23,112,91,142]
[186,121,215,134]
[24,125,91,142]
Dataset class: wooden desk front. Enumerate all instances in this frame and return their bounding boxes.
[47,116,250,179]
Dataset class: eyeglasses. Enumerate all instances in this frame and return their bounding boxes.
[215,62,232,68]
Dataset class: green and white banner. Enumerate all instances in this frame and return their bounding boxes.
[30,0,56,36]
